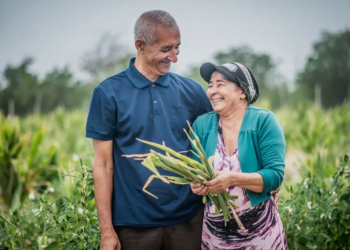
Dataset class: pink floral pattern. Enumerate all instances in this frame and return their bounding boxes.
[201,121,288,250]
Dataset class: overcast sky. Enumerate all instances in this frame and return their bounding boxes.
[1,0,350,84]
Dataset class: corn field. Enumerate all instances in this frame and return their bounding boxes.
[0,102,349,249]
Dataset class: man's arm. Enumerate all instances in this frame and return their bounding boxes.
[92,139,120,250]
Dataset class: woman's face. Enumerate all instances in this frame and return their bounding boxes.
[206,71,246,115]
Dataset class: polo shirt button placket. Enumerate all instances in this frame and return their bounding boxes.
[153,99,159,115]
[150,83,159,115]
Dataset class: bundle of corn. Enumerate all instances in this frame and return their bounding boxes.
[125,123,244,229]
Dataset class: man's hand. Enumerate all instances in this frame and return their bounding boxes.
[190,183,210,196]
[100,229,121,250]
[271,188,280,209]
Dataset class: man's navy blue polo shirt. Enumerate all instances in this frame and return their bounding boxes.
[86,58,212,227]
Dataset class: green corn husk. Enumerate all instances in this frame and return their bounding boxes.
[124,122,245,229]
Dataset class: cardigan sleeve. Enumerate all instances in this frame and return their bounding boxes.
[256,112,286,193]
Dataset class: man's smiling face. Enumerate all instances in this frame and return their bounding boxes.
[142,25,181,77]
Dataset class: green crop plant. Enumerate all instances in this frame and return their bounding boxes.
[36,162,99,250]
[0,114,23,210]
[0,114,58,211]
[280,154,350,250]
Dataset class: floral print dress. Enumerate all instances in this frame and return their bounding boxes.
[201,121,288,250]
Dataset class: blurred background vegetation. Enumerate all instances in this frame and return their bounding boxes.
[0,29,349,249]
[1,30,350,118]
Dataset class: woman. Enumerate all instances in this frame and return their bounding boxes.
[191,62,288,250]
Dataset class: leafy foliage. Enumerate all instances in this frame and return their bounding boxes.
[0,58,39,116]
[0,115,22,210]
[297,30,350,108]
[280,154,350,249]
[0,192,47,249]
[0,59,93,116]
[0,102,350,249]
[0,113,58,210]
[0,164,99,250]
[276,103,350,178]
[39,164,99,250]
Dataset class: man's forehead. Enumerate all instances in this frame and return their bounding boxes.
[153,26,180,40]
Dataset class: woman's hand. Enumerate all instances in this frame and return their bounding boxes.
[271,188,280,209]
[190,183,210,196]
[203,171,236,194]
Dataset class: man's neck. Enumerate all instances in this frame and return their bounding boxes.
[134,57,159,82]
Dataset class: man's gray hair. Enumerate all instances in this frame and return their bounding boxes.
[134,10,178,45]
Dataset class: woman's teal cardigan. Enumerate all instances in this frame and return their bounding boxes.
[192,106,286,206]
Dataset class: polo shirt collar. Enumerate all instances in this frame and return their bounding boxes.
[125,57,170,89]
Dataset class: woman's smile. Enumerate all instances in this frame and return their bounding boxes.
[211,98,224,103]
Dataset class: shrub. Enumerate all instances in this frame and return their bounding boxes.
[281,154,350,249]
[38,163,99,250]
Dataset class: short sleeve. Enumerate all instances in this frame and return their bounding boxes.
[85,87,117,141]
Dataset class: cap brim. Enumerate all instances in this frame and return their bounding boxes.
[200,62,240,85]
[200,62,219,83]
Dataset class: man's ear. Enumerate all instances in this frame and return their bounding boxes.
[135,39,145,53]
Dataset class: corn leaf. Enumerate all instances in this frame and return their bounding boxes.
[165,176,193,184]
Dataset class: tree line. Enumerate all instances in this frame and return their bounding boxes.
[0,30,349,116]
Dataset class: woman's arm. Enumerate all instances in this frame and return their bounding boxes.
[230,172,263,193]
[256,112,286,193]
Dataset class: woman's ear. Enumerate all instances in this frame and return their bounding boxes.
[240,89,247,100]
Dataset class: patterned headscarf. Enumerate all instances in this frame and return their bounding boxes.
[200,62,259,104]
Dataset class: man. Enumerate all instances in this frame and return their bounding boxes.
[86,10,212,250]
